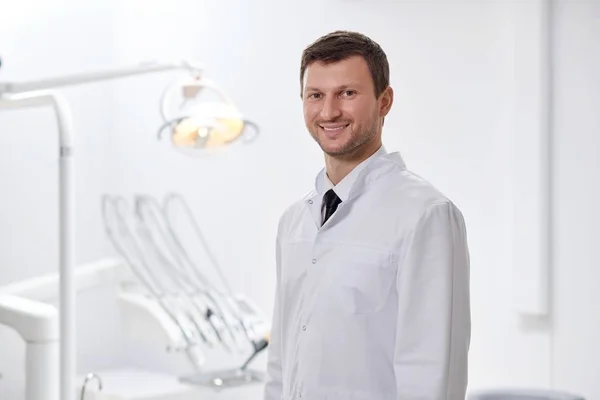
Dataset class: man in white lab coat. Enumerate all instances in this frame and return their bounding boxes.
[264,30,471,400]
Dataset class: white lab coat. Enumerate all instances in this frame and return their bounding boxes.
[264,147,471,400]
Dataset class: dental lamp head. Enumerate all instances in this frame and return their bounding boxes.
[156,75,259,155]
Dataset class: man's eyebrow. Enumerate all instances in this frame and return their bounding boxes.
[304,86,321,93]
[304,84,360,93]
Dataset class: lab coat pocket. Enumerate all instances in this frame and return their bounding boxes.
[331,246,398,315]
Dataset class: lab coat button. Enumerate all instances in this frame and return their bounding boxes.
[311,259,316,264]
[308,200,313,204]
[302,325,306,331]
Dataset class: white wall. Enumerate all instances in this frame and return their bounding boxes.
[552,1,600,399]
[0,0,597,399]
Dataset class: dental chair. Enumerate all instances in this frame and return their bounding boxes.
[468,389,585,400]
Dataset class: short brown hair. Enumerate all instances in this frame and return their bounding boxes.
[300,30,390,98]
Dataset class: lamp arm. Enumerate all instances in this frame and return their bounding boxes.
[0,60,204,94]
[0,91,75,400]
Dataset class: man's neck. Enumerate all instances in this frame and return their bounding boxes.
[325,139,382,186]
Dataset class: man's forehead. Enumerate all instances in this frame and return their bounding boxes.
[303,58,371,89]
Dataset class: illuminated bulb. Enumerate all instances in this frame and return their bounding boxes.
[171,102,246,149]
[203,117,245,148]
[172,118,202,147]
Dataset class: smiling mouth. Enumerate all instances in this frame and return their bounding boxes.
[319,124,350,132]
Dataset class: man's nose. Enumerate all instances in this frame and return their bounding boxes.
[320,97,342,121]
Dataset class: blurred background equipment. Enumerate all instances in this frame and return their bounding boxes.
[0,58,260,400]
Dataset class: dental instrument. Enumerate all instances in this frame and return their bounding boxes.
[102,194,259,353]
[132,195,244,353]
[119,195,224,350]
[101,196,210,368]
[158,193,271,388]
[106,194,239,355]
[161,193,270,345]
[102,193,270,389]
[0,57,259,400]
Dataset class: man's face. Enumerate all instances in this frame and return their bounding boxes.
[302,55,391,158]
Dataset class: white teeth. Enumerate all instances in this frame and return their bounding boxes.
[321,125,347,131]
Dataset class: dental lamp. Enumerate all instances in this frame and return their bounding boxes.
[0,57,259,400]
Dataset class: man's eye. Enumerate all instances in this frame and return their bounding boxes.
[309,93,321,99]
[342,90,355,97]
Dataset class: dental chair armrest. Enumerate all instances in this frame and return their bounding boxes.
[0,294,58,342]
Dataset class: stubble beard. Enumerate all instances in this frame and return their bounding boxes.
[311,117,380,159]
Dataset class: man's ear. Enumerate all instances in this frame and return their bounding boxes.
[379,86,394,117]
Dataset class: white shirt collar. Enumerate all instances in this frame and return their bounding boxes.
[318,145,388,202]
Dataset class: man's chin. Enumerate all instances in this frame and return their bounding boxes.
[321,143,355,158]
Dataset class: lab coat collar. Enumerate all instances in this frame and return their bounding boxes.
[306,146,407,228]
[315,145,389,201]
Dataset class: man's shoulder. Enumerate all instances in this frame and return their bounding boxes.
[387,167,451,203]
[366,153,454,207]
[382,166,464,223]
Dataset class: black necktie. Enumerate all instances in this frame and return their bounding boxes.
[321,189,342,226]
